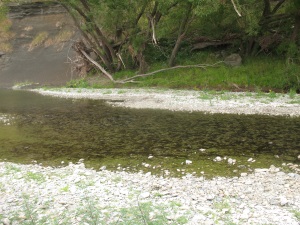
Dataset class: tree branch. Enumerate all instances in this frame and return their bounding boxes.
[271,0,285,15]
[118,61,224,83]
[79,49,115,82]
[231,0,242,17]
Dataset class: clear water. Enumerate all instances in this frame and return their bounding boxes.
[0,89,299,177]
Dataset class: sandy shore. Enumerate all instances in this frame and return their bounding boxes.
[32,88,300,117]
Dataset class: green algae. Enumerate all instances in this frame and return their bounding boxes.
[0,89,299,177]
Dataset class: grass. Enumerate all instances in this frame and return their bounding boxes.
[6,196,189,225]
[29,32,49,51]
[70,53,300,94]
[25,171,46,183]
[291,210,300,222]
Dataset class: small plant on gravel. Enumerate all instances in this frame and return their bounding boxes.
[288,89,297,99]
[79,197,104,225]
[0,183,5,192]
[60,185,69,192]
[291,210,300,221]
[198,92,214,100]
[103,90,113,94]
[268,90,277,99]
[20,195,40,225]
[118,90,127,94]
[25,171,46,183]
[4,164,21,174]
[112,175,122,183]
[75,180,95,189]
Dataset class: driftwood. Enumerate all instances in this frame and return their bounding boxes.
[117,61,224,83]
[192,41,232,51]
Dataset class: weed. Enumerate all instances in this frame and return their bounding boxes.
[80,198,103,225]
[198,92,214,100]
[5,164,21,174]
[289,89,297,99]
[25,171,46,183]
[268,90,277,99]
[153,192,163,198]
[112,176,122,183]
[0,183,5,192]
[244,92,253,97]
[103,90,113,94]
[66,78,90,88]
[20,194,39,225]
[291,210,300,221]
[117,90,127,94]
[75,180,95,189]
[288,100,300,104]
[60,185,69,192]
[213,199,231,213]
[220,94,233,101]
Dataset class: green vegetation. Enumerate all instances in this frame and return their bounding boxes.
[67,55,300,93]
[25,171,46,183]
[7,196,189,225]
[291,210,300,222]
[2,1,300,92]
[29,32,49,51]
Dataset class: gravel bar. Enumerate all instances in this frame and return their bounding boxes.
[32,88,300,116]
[0,162,299,225]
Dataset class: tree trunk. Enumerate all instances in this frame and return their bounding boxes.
[168,3,192,67]
[291,11,300,43]
[168,33,185,67]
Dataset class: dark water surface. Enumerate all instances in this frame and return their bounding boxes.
[0,89,299,177]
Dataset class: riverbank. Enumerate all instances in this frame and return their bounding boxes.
[0,161,299,225]
[31,88,300,117]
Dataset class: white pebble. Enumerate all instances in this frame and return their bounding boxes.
[186,160,192,165]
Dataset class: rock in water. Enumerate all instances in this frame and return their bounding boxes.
[224,53,242,66]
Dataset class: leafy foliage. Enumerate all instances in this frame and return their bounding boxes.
[2,0,300,88]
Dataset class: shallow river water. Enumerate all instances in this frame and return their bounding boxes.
[0,89,299,177]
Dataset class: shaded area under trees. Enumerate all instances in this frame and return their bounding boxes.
[2,0,300,84]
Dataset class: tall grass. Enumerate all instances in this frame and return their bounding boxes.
[70,52,300,93]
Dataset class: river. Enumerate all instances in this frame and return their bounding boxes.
[0,89,299,177]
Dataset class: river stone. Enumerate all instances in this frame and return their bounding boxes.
[140,192,150,199]
[186,160,192,165]
[224,53,242,66]
[1,218,10,225]
[213,156,222,162]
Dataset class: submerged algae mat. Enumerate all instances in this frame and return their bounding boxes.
[0,89,299,177]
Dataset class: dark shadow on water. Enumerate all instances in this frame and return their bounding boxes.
[0,89,299,177]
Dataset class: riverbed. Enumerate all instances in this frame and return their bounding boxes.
[0,88,299,224]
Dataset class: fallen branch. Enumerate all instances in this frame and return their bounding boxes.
[117,61,224,83]
[79,49,115,82]
[76,46,223,84]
